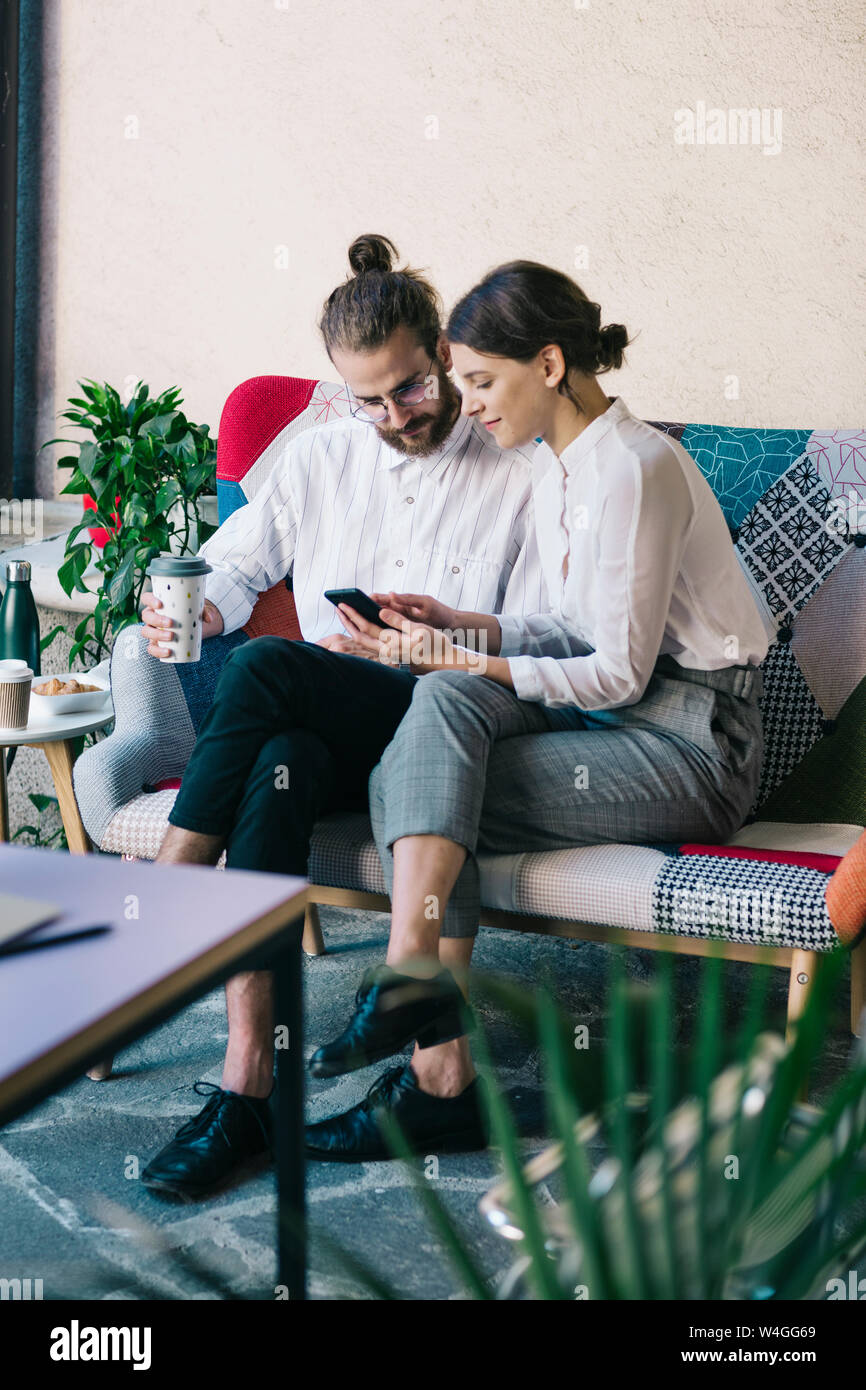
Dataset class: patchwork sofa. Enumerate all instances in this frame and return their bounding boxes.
[73,378,866,1037]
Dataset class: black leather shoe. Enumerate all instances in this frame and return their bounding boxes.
[141,1082,273,1201]
[309,965,470,1079]
[305,1063,489,1162]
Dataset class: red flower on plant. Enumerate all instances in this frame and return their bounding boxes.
[83,494,121,549]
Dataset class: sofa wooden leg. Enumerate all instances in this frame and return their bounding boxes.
[851,938,866,1037]
[302,902,326,956]
[786,949,820,1101]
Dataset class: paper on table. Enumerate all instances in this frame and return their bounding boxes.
[0,894,60,947]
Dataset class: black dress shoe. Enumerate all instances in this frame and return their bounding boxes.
[309,965,470,1080]
[305,1064,489,1162]
[141,1082,273,1200]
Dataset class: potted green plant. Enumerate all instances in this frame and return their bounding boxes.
[44,380,218,665]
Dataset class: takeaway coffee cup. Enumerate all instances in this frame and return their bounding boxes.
[0,658,34,729]
[146,555,212,663]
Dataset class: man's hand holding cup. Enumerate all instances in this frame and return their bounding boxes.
[141,555,220,661]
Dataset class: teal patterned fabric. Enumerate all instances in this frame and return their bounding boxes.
[679,425,812,528]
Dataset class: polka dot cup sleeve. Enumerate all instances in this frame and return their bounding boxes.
[146,554,213,664]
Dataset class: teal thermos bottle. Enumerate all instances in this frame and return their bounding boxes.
[0,560,41,676]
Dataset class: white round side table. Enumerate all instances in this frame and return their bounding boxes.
[0,695,114,853]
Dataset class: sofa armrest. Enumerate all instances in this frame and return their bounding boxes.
[73,625,251,849]
[73,627,195,848]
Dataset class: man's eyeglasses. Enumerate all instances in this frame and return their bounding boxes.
[347,356,435,424]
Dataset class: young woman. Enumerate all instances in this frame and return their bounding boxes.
[305,261,770,1162]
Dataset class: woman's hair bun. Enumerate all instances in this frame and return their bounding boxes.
[348,234,399,276]
[597,322,630,370]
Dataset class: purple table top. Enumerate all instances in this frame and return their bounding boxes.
[0,846,307,1090]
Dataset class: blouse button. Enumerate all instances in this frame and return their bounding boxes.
[395,559,404,567]
[405,496,415,504]
[451,565,460,574]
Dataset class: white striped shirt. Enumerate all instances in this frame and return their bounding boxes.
[201,409,548,637]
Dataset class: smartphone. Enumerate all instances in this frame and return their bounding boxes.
[324,588,398,630]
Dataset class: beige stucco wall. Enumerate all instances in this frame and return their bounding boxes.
[33,0,865,493]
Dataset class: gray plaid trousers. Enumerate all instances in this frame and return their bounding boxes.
[367,649,764,938]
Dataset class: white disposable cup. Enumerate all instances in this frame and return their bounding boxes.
[149,571,208,663]
[0,658,34,729]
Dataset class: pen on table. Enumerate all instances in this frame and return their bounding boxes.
[0,925,112,958]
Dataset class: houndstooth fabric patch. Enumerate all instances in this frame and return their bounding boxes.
[652,853,837,951]
[736,452,849,625]
[752,640,826,815]
[307,812,387,893]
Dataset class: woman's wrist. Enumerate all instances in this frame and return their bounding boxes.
[429,645,512,689]
[449,609,502,657]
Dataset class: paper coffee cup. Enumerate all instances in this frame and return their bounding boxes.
[0,658,34,729]
[146,555,212,664]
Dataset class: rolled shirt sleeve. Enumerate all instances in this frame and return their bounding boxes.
[503,449,695,709]
[200,455,299,634]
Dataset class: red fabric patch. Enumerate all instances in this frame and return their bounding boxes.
[216,376,317,484]
[678,844,842,874]
[242,583,302,641]
[151,777,182,791]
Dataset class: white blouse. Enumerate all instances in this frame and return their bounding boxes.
[496,397,770,710]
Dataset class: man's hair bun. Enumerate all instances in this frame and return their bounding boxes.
[347,234,398,275]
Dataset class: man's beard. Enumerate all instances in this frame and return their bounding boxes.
[374,367,462,458]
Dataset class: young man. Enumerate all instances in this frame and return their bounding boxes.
[137,234,546,1198]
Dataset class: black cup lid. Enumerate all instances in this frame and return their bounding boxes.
[146,554,212,578]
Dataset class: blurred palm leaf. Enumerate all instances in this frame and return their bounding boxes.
[375,943,866,1300]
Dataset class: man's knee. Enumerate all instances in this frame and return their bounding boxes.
[223,634,292,678]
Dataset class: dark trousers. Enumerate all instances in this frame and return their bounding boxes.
[168,638,417,874]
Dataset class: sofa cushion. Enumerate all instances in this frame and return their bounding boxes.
[217,378,354,643]
[758,671,866,829]
[100,792,838,952]
[736,451,848,624]
[101,792,386,895]
[679,424,811,528]
[750,639,825,813]
[805,427,866,499]
[477,842,669,930]
[790,544,866,718]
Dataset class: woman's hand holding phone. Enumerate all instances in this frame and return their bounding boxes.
[337,598,457,674]
[368,591,458,630]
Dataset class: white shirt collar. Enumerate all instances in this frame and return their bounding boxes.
[377,407,475,476]
[535,395,630,475]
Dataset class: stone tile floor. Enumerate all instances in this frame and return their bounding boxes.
[0,905,861,1300]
